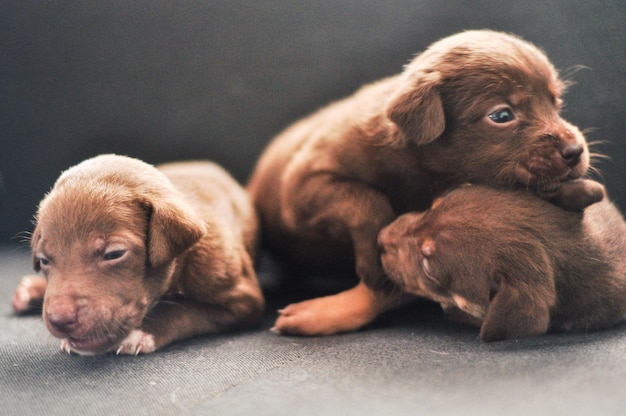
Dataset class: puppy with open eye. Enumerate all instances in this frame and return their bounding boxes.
[378,181,626,341]
[247,30,599,336]
[12,154,264,355]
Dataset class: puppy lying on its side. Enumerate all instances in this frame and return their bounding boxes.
[247,29,599,336]
[12,154,264,355]
[378,181,626,341]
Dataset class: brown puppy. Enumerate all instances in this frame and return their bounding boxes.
[12,154,264,355]
[378,182,626,341]
[247,30,595,336]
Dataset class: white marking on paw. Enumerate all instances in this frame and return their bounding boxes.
[116,329,156,355]
[451,294,486,319]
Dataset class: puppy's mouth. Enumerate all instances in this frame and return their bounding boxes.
[64,333,127,355]
[381,258,424,296]
[519,144,589,185]
[517,161,582,189]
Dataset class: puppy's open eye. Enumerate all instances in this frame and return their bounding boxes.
[488,107,515,124]
[103,250,126,261]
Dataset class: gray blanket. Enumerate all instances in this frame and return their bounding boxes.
[2,246,626,416]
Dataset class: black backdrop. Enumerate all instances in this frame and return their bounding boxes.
[1,0,624,243]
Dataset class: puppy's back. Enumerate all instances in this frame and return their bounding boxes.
[439,186,626,331]
[158,161,258,256]
[552,198,626,331]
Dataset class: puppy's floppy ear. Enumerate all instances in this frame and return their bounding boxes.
[387,71,445,145]
[140,194,206,269]
[479,277,554,342]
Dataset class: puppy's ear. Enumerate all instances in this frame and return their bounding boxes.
[387,71,445,145]
[479,278,554,342]
[141,195,206,269]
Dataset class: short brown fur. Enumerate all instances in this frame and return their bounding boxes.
[379,182,626,341]
[13,154,264,355]
[247,30,594,335]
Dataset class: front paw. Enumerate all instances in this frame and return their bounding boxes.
[12,275,47,314]
[115,329,157,355]
[538,179,605,212]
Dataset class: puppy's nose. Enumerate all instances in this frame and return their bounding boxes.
[47,309,78,333]
[377,228,392,253]
[559,143,583,167]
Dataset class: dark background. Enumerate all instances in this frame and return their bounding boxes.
[1,0,624,244]
[1,3,626,414]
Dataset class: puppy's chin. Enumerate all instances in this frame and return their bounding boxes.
[511,161,586,190]
[381,258,423,295]
[62,334,125,355]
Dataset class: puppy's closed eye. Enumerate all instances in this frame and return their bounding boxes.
[420,239,437,282]
[103,249,127,262]
[421,257,435,281]
[35,255,51,272]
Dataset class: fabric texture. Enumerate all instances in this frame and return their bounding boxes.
[2,247,626,415]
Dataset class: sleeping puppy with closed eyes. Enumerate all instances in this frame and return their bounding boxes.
[378,181,626,341]
[248,29,602,336]
[12,154,264,355]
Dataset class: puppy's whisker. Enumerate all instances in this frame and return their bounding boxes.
[560,64,589,90]
[582,128,601,136]
[586,165,605,182]
[13,231,34,246]
[589,152,612,162]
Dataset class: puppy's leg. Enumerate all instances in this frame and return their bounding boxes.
[116,258,264,355]
[275,175,401,335]
[12,275,47,314]
[116,292,262,355]
[272,281,410,335]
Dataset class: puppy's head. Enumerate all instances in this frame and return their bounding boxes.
[377,201,491,320]
[387,30,589,190]
[31,154,205,354]
[379,186,558,341]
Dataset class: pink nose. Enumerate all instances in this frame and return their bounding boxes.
[46,306,78,334]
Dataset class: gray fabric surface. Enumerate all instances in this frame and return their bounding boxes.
[2,245,626,416]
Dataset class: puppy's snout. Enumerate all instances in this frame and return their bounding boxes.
[46,305,78,334]
[377,227,393,254]
[559,143,584,167]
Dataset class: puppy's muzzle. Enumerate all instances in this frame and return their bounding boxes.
[559,143,584,168]
[47,308,78,334]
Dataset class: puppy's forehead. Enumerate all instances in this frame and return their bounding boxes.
[37,181,147,245]
[425,31,562,93]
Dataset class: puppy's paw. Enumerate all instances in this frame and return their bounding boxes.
[59,339,97,356]
[12,275,47,314]
[115,329,157,355]
[271,284,382,336]
[538,179,606,212]
[272,300,330,336]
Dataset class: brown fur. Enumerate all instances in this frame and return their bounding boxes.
[378,182,626,341]
[12,154,264,355]
[247,30,593,335]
